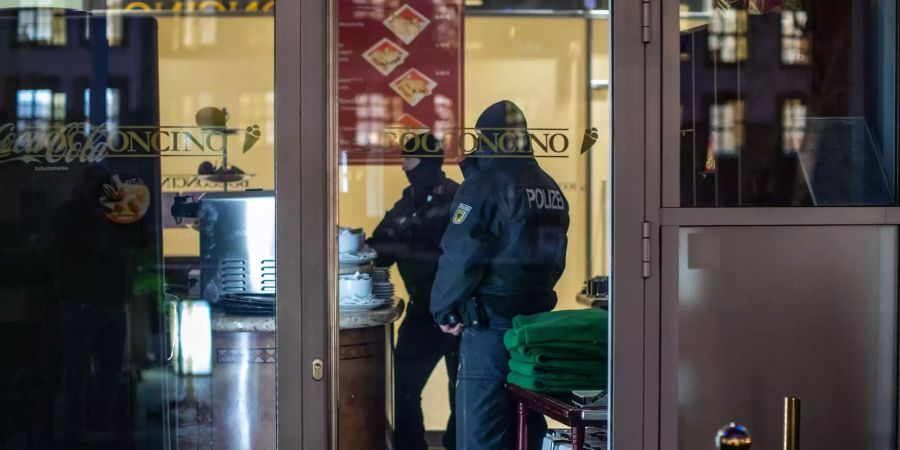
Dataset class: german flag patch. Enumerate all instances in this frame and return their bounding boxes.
[452,203,472,224]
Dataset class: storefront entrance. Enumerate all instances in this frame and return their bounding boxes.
[0,0,663,449]
[17,0,886,449]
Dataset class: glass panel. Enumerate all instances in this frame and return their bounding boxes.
[336,2,610,449]
[675,226,896,449]
[0,4,276,448]
[679,0,897,206]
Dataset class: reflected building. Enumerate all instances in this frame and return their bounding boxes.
[680,2,896,206]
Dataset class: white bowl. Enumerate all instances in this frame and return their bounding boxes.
[339,273,372,299]
[338,228,363,254]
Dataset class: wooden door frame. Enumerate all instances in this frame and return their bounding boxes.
[276,0,335,448]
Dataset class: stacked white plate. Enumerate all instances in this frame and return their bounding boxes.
[340,294,391,312]
[372,281,394,299]
[339,247,378,265]
[372,267,391,282]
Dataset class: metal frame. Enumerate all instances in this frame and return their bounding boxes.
[275,0,334,448]
[275,1,655,449]
[652,1,900,449]
[609,0,653,449]
[660,0,680,208]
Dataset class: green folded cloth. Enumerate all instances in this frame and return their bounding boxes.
[504,309,609,393]
[504,308,608,350]
[508,358,605,377]
[507,371,605,394]
[508,342,605,364]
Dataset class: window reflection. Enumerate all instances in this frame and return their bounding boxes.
[16,89,66,129]
[782,98,806,154]
[17,9,66,45]
[708,7,747,63]
[780,10,809,65]
[84,10,124,47]
[84,88,122,132]
[710,99,743,157]
[680,1,896,207]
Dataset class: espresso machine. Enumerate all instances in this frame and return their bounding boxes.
[173,190,276,314]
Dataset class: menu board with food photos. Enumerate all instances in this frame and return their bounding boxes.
[339,0,463,164]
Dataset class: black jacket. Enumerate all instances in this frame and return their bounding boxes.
[367,177,459,305]
[430,100,570,322]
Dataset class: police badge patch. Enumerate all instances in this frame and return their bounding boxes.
[452,203,473,224]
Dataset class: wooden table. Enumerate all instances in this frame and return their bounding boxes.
[505,383,607,450]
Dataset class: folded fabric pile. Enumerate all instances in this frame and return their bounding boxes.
[504,308,608,394]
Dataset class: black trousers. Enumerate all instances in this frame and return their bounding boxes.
[456,310,546,450]
[394,301,460,450]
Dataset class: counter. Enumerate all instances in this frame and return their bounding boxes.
[210,297,405,331]
[205,298,404,450]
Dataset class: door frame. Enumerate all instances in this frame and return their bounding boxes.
[275,0,335,448]
[610,0,657,449]
[279,0,657,448]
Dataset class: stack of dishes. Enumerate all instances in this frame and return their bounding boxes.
[216,293,275,316]
[339,271,391,312]
[372,267,391,282]
[338,227,377,266]
[372,282,394,300]
[372,267,394,300]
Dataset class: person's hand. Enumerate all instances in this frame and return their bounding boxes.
[440,323,463,336]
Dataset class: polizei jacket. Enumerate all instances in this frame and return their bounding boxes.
[430,100,570,323]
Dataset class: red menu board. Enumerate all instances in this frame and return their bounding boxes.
[338,0,463,164]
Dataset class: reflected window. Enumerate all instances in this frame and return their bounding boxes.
[710,99,743,157]
[353,93,390,148]
[84,11,124,47]
[16,89,66,129]
[708,7,747,63]
[84,88,122,130]
[17,9,66,45]
[782,98,806,154]
[780,10,809,65]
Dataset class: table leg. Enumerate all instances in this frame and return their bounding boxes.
[517,402,528,450]
[571,425,585,450]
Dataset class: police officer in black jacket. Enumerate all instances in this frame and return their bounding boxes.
[430,101,570,450]
[366,133,461,450]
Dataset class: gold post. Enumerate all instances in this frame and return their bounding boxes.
[784,397,800,450]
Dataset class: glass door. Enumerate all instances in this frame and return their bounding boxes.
[325,0,648,449]
[656,1,899,449]
[0,2,280,448]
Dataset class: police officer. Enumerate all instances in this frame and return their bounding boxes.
[366,133,461,450]
[431,100,570,450]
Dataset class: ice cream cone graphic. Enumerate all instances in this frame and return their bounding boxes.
[580,127,599,154]
[243,124,261,153]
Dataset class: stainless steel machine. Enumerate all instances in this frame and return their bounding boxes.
[199,191,276,305]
